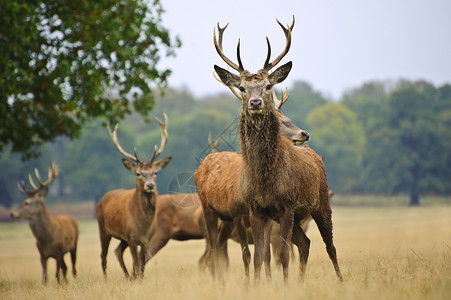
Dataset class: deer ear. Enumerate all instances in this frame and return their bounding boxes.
[122,158,136,172]
[214,65,240,88]
[269,61,292,85]
[153,156,172,171]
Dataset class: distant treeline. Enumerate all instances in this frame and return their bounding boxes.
[1,79,450,207]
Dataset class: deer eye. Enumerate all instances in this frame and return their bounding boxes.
[239,86,245,92]
[266,84,272,91]
[136,172,141,177]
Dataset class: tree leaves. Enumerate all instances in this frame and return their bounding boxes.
[0,0,180,159]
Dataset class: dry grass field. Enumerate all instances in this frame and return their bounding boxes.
[0,205,450,300]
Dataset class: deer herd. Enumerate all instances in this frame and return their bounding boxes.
[10,16,342,285]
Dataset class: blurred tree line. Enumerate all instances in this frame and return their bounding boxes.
[1,80,450,208]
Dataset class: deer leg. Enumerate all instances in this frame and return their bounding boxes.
[291,221,310,281]
[99,233,111,277]
[216,220,233,279]
[278,209,294,284]
[263,221,273,280]
[271,225,282,269]
[198,211,210,271]
[198,240,210,271]
[202,206,219,278]
[60,255,68,283]
[250,209,271,284]
[311,210,343,281]
[70,247,77,278]
[114,240,130,279]
[146,233,170,263]
[128,243,141,279]
[139,247,146,275]
[40,254,48,284]
[233,217,251,280]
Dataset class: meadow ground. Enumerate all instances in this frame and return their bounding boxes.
[0,204,449,299]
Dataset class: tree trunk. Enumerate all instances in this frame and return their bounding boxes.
[409,191,420,206]
[409,167,420,206]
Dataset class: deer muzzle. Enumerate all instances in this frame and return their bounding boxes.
[144,182,156,193]
[249,99,263,114]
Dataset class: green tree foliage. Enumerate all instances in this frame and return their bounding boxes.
[344,80,451,205]
[306,103,366,193]
[0,0,180,159]
[384,82,450,205]
[1,81,450,208]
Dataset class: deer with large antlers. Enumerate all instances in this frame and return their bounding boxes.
[213,16,343,283]
[96,114,172,279]
[195,86,310,279]
[10,162,79,284]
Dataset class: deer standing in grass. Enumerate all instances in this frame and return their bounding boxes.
[10,162,79,284]
[195,87,310,279]
[213,16,343,283]
[96,114,172,279]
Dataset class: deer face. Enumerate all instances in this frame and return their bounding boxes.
[275,110,310,145]
[214,63,292,117]
[11,193,47,220]
[122,157,172,193]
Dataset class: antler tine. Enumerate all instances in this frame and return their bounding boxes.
[263,15,295,71]
[214,23,244,72]
[280,87,289,106]
[34,161,59,188]
[17,181,35,196]
[150,113,169,163]
[213,72,243,101]
[17,162,59,196]
[208,133,220,153]
[208,133,220,148]
[272,88,290,109]
[107,123,140,162]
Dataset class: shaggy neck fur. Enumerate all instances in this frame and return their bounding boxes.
[29,205,53,242]
[240,107,283,207]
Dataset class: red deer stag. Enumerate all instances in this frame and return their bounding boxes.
[96,114,172,279]
[10,162,79,284]
[194,88,310,279]
[213,16,343,283]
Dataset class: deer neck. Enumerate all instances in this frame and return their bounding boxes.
[239,109,281,183]
[28,206,54,242]
[134,189,157,216]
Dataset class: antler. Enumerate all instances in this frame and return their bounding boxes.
[208,133,220,153]
[108,123,141,163]
[150,113,169,163]
[272,88,289,109]
[263,15,295,71]
[17,161,59,196]
[213,23,244,73]
[213,72,242,101]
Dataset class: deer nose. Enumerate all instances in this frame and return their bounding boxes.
[146,183,155,190]
[250,99,262,109]
[301,131,310,141]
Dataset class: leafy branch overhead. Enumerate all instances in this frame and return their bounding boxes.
[0,0,181,159]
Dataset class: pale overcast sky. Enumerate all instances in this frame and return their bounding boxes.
[159,0,451,100]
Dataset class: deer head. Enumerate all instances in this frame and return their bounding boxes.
[214,16,295,117]
[213,64,309,146]
[108,113,172,194]
[11,162,59,220]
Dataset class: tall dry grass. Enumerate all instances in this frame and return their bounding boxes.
[0,205,450,299]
